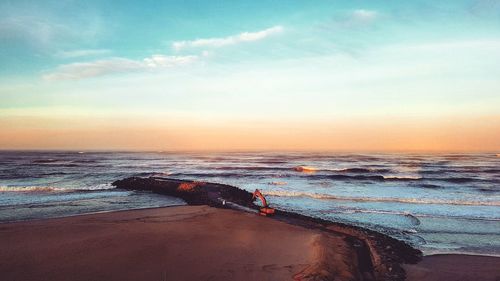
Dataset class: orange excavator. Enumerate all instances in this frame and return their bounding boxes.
[252,189,275,216]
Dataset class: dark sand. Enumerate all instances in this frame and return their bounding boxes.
[404,254,500,281]
[1,205,498,281]
[0,205,359,281]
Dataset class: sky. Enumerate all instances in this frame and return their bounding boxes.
[1,0,499,151]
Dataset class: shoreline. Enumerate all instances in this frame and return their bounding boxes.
[2,205,497,258]
[2,191,498,259]
[1,205,498,281]
[1,176,499,280]
[0,205,374,281]
[0,202,188,225]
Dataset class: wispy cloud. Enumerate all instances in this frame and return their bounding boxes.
[172,26,283,51]
[143,54,198,68]
[55,49,112,59]
[42,58,142,81]
[43,24,284,81]
[43,54,198,81]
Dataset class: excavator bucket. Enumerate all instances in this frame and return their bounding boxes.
[253,189,276,216]
[259,207,275,216]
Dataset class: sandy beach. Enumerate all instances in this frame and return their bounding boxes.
[404,254,500,281]
[1,205,499,281]
[0,205,361,281]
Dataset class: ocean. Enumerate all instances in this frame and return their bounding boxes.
[0,151,499,256]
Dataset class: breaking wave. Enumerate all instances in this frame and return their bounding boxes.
[293,166,317,172]
[0,184,115,192]
[324,174,422,181]
[0,186,61,192]
[337,168,375,173]
[214,166,290,171]
[149,172,172,177]
[263,190,500,206]
[292,166,390,174]
[268,181,287,186]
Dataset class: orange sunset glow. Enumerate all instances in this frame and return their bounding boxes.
[1,114,498,151]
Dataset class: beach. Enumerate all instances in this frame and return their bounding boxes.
[1,205,499,281]
[0,205,363,281]
[404,254,500,281]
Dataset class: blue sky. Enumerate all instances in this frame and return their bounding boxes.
[2,0,499,76]
[0,0,499,150]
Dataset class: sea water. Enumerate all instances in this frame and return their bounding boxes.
[0,151,498,255]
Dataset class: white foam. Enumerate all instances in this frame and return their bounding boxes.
[268,181,287,186]
[151,172,171,177]
[383,175,422,180]
[293,166,317,172]
[0,183,115,192]
[262,190,500,206]
[0,186,61,192]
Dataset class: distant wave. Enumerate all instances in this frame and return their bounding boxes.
[268,181,287,186]
[479,188,499,192]
[255,160,289,164]
[415,183,443,189]
[292,166,390,174]
[263,190,500,206]
[293,166,317,172]
[420,166,500,174]
[31,158,101,166]
[149,172,172,177]
[321,174,486,184]
[31,160,81,166]
[214,166,289,171]
[31,159,61,164]
[483,168,500,173]
[0,184,115,192]
[170,168,488,185]
[324,174,422,182]
[383,175,423,180]
[211,165,391,174]
[170,172,256,178]
[431,177,480,183]
[41,172,70,176]
[337,168,373,173]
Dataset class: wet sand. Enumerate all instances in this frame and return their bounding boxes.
[0,205,361,281]
[403,254,500,281]
[1,205,498,280]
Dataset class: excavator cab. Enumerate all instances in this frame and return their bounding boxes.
[252,189,275,216]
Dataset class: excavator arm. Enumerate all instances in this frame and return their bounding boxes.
[252,189,275,216]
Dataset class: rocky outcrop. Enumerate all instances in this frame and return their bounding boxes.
[113,177,254,207]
